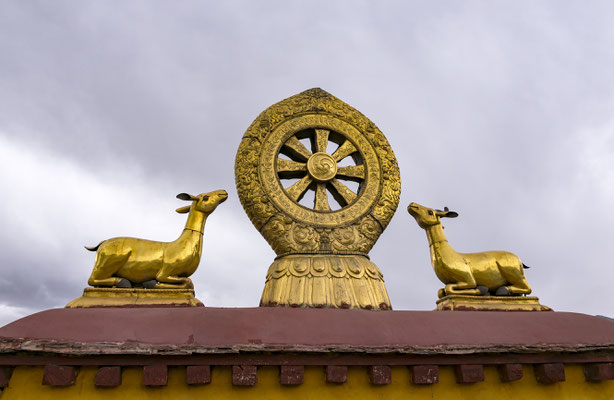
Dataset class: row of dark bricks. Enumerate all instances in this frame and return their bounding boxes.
[1,363,613,388]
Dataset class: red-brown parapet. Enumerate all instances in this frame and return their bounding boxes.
[1,308,614,356]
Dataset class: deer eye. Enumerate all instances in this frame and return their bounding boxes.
[202,196,209,201]
[428,210,434,215]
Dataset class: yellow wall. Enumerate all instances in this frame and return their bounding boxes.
[1,364,612,400]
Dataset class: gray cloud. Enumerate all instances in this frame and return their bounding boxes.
[1,1,613,325]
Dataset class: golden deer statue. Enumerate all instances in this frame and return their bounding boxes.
[407,202,532,298]
[86,190,227,289]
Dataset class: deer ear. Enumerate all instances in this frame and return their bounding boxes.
[175,205,191,214]
[445,211,459,218]
[176,193,194,201]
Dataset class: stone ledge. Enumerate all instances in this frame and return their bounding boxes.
[436,295,551,311]
[66,288,203,308]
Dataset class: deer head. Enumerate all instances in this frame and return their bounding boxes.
[407,202,458,229]
[176,190,228,215]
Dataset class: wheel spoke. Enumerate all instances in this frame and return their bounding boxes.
[283,136,312,161]
[314,183,331,211]
[336,165,365,180]
[286,175,313,202]
[314,129,330,153]
[329,178,357,206]
[331,140,358,162]
[277,158,307,178]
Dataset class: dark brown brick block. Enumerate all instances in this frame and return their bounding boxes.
[583,363,614,382]
[455,364,484,383]
[411,365,439,385]
[186,365,211,385]
[534,363,565,384]
[280,365,304,385]
[499,364,523,382]
[326,365,347,384]
[0,367,13,388]
[142,364,167,387]
[42,365,76,387]
[232,365,257,386]
[94,366,121,387]
[368,366,391,385]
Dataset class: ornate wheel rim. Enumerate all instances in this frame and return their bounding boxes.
[260,114,381,228]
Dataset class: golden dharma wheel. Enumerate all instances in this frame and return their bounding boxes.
[235,88,401,310]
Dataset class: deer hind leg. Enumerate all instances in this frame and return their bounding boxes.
[88,252,131,288]
[497,263,532,295]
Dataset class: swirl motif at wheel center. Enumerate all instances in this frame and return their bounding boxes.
[306,152,337,183]
[277,128,365,212]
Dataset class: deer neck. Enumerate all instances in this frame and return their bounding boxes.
[183,209,209,235]
[425,223,448,248]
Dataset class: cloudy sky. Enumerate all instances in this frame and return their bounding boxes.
[1,1,613,326]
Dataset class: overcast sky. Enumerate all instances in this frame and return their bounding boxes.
[1,1,613,326]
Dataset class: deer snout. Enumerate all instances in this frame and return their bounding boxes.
[217,190,228,203]
[407,202,420,216]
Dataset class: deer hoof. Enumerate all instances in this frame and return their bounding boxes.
[115,278,132,289]
[437,288,446,298]
[495,286,511,296]
[477,285,489,296]
[142,280,157,289]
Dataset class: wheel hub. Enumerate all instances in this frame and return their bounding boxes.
[307,152,337,182]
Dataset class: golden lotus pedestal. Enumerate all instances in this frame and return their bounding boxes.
[436,295,552,312]
[260,254,391,310]
[66,288,203,308]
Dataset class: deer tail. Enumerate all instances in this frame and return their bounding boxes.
[84,241,104,252]
[522,263,530,269]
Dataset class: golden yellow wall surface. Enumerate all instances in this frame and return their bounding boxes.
[1,364,612,400]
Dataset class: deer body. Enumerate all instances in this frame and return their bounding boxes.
[408,202,531,297]
[87,190,227,289]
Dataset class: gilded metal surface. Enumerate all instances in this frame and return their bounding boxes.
[435,295,552,311]
[236,88,401,310]
[85,190,227,290]
[261,254,390,310]
[66,288,203,308]
[408,202,533,298]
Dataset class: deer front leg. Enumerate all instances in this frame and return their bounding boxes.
[495,280,532,296]
[444,277,481,296]
[154,273,194,289]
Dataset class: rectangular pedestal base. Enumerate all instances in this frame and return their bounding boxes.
[66,288,203,308]
[436,295,551,311]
